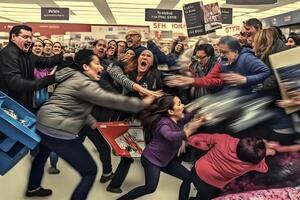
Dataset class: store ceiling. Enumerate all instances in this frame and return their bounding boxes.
[0,0,299,25]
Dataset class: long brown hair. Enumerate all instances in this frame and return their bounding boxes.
[253,27,279,60]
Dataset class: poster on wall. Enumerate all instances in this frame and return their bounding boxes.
[203,2,222,32]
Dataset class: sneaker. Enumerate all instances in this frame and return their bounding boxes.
[48,167,60,174]
[25,187,52,197]
[106,186,122,193]
[100,172,114,183]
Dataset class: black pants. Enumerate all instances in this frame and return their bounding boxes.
[184,166,220,200]
[108,157,134,188]
[78,125,112,174]
[28,131,97,200]
[117,155,191,200]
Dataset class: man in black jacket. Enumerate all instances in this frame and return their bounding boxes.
[0,25,62,197]
[0,25,62,111]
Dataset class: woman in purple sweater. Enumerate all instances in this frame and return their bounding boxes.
[118,94,205,200]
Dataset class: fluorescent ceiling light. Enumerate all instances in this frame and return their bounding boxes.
[107,0,160,3]
[0,8,40,12]
[54,1,95,7]
[110,9,144,13]
[72,11,101,15]
[0,3,40,8]
[109,4,156,9]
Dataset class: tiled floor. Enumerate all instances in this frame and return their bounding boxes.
[0,139,195,200]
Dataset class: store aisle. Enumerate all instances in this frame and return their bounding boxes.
[0,139,193,200]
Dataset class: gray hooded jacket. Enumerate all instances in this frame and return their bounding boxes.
[37,67,143,136]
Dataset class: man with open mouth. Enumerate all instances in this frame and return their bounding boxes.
[0,24,63,197]
[125,29,146,58]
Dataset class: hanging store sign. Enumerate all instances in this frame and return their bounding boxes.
[221,8,232,24]
[41,7,69,20]
[145,8,182,23]
[183,1,205,37]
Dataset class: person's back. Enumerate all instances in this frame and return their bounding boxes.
[189,134,268,189]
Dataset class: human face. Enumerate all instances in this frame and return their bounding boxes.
[126,31,141,48]
[83,55,104,81]
[106,47,115,57]
[118,42,126,53]
[195,50,209,66]
[219,43,239,65]
[43,40,53,56]
[137,51,153,74]
[52,43,62,55]
[93,39,107,58]
[286,38,296,47]
[122,49,135,62]
[11,29,32,52]
[175,43,183,53]
[32,41,43,56]
[243,24,258,37]
[108,41,117,52]
[169,96,185,120]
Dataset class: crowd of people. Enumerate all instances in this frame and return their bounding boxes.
[0,18,300,200]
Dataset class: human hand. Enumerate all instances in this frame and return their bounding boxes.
[220,73,246,85]
[49,66,57,75]
[184,116,206,137]
[164,75,194,87]
[177,140,188,156]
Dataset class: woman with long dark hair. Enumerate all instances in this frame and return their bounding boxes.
[117,94,205,200]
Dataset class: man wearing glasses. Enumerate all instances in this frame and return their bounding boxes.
[125,29,146,57]
[0,25,62,197]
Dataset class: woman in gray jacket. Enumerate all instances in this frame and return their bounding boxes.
[26,49,150,200]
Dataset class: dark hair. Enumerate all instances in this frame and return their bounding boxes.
[71,49,96,71]
[92,39,106,47]
[270,26,286,43]
[9,25,32,41]
[138,94,176,143]
[108,40,117,46]
[287,34,300,45]
[43,39,53,46]
[193,43,215,58]
[53,41,62,47]
[117,40,127,48]
[171,40,184,55]
[219,36,242,53]
[236,137,266,164]
[244,18,262,31]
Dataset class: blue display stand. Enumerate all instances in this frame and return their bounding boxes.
[0,91,41,175]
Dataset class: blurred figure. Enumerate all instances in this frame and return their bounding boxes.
[286,33,300,48]
[52,42,62,55]
[92,39,107,59]
[43,39,53,57]
[32,39,44,56]
[243,18,262,39]
[117,40,127,60]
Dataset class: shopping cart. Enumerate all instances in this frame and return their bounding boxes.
[96,121,144,158]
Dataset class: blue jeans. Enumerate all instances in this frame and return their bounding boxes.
[27,131,97,200]
[181,166,220,200]
[49,152,58,168]
[78,125,112,174]
[117,155,191,200]
[108,157,134,188]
